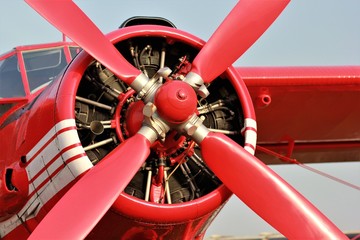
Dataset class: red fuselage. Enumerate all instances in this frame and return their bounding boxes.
[1,24,359,239]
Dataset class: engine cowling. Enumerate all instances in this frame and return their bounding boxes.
[0,24,256,239]
[53,25,256,239]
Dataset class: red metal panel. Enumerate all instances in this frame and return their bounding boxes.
[16,50,30,97]
[238,66,360,163]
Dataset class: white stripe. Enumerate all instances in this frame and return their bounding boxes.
[26,138,59,180]
[1,193,42,237]
[19,194,42,219]
[244,129,257,144]
[241,118,257,155]
[27,129,81,182]
[26,127,57,161]
[61,145,84,161]
[29,155,62,196]
[244,129,257,147]
[0,214,21,237]
[51,157,92,197]
[244,145,255,155]
[28,132,89,196]
[0,119,92,238]
[28,182,35,194]
[46,155,63,182]
[51,163,77,194]
[26,119,75,160]
[242,118,257,155]
[39,179,66,207]
[243,118,257,131]
[67,155,93,176]
[23,159,91,224]
[55,119,76,132]
[40,157,91,204]
[27,176,65,219]
[56,127,79,150]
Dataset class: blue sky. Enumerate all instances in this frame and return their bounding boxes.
[1,0,360,237]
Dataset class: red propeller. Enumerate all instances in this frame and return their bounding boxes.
[25,0,141,85]
[200,132,346,239]
[28,133,151,239]
[25,0,347,239]
[190,0,290,83]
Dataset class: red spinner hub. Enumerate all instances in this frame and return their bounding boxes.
[154,80,197,124]
[122,80,198,155]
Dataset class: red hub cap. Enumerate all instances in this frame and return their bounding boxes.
[154,81,197,123]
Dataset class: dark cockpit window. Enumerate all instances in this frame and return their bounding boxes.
[69,46,81,59]
[0,55,26,98]
[23,48,68,93]
[0,103,16,117]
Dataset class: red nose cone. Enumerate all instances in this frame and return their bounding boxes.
[155,81,197,123]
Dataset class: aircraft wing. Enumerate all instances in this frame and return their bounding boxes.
[238,66,360,164]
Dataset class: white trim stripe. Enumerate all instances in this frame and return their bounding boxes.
[244,145,255,155]
[243,118,257,155]
[0,119,92,238]
[244,118,257,131]
[26,119,75,161]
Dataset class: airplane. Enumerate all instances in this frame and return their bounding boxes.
[0,0,359,239]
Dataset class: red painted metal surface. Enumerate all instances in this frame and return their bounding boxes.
[1,1,356,238]
[1,30,355,240]
[200,132,347,239]
[155,80,197,123]
[191,0,290,83]
[45,25,258,239]
[0,42,77,57]
[0,74,61,238]
[28,134,151,239]
[0,26,247,239]
[238,66,360,164]
[124,100,145,137]
[0,41,77,124]
[25,0,141,85]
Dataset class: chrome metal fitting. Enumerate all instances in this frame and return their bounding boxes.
[130,72,149,93]
[136,67,172,103]
[143,111,170,141]
[184,72,210,98]
[175,114,209,144]
[138,125,159,144]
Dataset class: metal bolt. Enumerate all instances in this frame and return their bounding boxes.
[198,84,210,98]
[143,102,157,117]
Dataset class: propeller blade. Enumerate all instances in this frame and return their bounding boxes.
[25,0,141,85]
[191,0,289,83]
[200,132,347,239]
[29,133,151,240]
